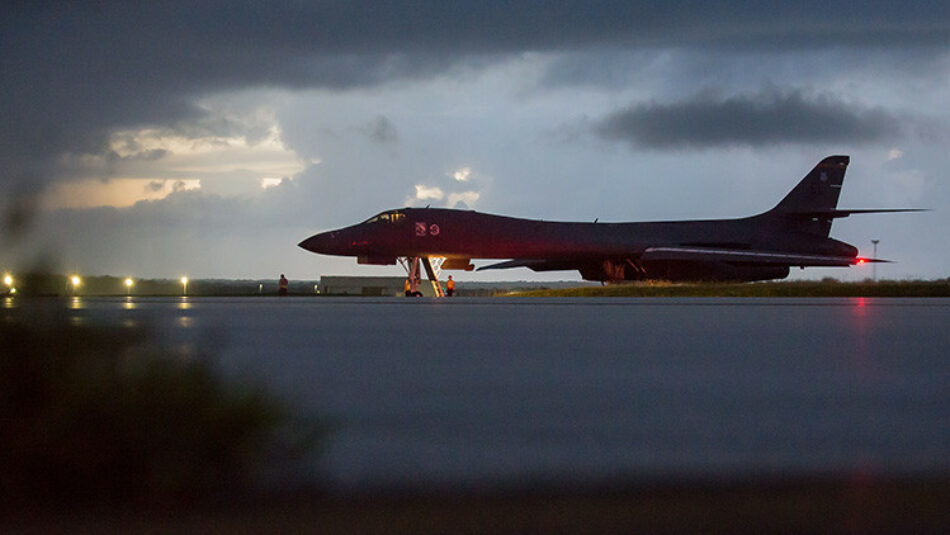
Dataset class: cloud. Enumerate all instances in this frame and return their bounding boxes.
[40,178,204,210]
[34,107,306,205]
[400,166,488,209]
[259,178,284,189]
[594,88,902,149]
[413,185,444,201]
[146,181,165,193]
[363,116,399,145]
[3,2,947,190]
[447,191,480,209]
[172,180,200,192]
[3,3,948,280]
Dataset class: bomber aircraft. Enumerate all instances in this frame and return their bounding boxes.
[299,156,921,292]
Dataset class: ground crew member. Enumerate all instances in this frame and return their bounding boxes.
[404,279,412,297]
[446,275,455,296]
[412,276,423,297]
[279,274,288,296]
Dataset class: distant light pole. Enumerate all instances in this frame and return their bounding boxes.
[180,276,189,296]
[871,239,880,281]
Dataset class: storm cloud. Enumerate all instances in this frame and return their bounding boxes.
[2,2,949,280]
[3,2,948,187]
[595,89,902,149]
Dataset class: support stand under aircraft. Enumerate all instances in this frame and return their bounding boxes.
[399,256,446,297]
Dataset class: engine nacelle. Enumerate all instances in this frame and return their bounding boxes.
[442,258,475,271]
[643,261,790,282]
[578,259,790,283]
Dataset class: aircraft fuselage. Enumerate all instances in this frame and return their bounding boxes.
[301,209,855,261]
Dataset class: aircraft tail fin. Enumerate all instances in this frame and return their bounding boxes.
[765,155,850,236]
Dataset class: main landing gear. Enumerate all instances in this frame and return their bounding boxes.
[399,256,446,297]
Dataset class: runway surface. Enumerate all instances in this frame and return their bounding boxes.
[7,296,950,490]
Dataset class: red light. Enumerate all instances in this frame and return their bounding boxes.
[857,258,866,265]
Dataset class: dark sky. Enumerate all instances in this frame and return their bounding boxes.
[2,2,948,279]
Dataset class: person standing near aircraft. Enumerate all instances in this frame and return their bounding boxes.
[404,279,412,297]
[278,274,288,296]
[446,275,455,296]
[413,275,423,297]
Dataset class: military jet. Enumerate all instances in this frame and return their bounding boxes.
[299,156,921,285]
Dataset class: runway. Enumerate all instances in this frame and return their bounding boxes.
[6,296,950,490]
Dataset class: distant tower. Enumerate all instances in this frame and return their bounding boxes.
[871,239,880,281]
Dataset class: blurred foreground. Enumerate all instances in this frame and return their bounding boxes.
[0,305,320,514]
[6,477,950,533]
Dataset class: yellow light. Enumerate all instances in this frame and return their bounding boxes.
[9,288,15,295]
[3,274,12,286]
[70,275,81,287]
[125,278,134,287]
[180,276,188,285]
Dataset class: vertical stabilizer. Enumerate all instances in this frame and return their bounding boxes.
[767,155,849,236]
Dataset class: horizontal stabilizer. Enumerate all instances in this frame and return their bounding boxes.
[642,247,857,267]
[788,208,928,219]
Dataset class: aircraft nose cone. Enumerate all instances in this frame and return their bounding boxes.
[298,232,335,254]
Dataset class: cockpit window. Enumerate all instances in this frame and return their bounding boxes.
[363,211,406,224]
